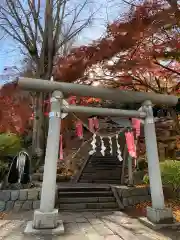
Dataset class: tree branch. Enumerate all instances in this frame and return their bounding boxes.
[5,0,32,46]
[28,0,44,39]
[15,0,35,42]
[154,60,180,76]
[54,0,67,52]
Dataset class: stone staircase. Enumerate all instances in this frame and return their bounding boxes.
[57,185,121,211]
[77,155,124,184]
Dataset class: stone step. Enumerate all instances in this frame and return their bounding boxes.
[80,169,121,173]
[58,191,113,197]
[89,160,122,164]
[89,160,121,163]
[86,167,122,171]
[88,162,122,166]
[58,202,119,211]
[86,162,122,165]
[81,172,120,179]
[79,180,121,184]
[84,167,122,171]
[57,196,116,204]
[57,185,119,211]
[89,156,120,159]
[58,185,111,191]
[80,177,120,181]
[89,155,119,158]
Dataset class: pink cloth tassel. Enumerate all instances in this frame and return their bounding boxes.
[125,131,136,158]
[132,118,141,138]
[59,134,63,160]
[76,121,83,139]
[93,117,99,130]
[88,118,94,132]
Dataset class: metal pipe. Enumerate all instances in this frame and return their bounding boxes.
[17,77,178,106]
[62,105,146,118]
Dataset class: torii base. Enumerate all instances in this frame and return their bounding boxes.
[24,209,64,235]
[139,207,180,230]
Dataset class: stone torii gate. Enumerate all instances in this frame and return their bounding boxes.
[17,77,179,235]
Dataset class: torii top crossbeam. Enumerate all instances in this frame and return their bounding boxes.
[18,77,179,106]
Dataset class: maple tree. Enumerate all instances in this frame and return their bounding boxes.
[105,13,180,94]
[53,0,180,135]
[53,0,180,88]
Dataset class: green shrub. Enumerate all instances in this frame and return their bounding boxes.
[143,160,180,191]
[160,160,180,190]
[0,133,22,157]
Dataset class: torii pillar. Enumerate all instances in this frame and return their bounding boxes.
[142,100,174,225]
[25,91,64,235]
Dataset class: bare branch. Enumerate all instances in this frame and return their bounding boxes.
[54,0,67,51]
[15,0,35,42]
[1,25,26,48]
[28,0,44,39]
[57,0,98,50]
[5,0,31,45]
[0,0,99,80]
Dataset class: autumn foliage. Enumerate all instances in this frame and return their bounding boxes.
[0,83,31,134]
[53,0,180,91]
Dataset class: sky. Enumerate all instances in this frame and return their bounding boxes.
[0,0,127,84]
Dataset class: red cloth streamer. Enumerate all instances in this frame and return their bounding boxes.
[88,118,94,132]
[125,131,136,158]
[76,120,83,139]
[68,96,76,104]
[93,117,99,130]
[132,118,141,138]
[59,134,63,160]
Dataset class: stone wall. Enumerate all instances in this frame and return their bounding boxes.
[0,188,41,212]
[114,186,151,207]
[0,186,151,212]
[1,185,178,212]
[114,186,180,208]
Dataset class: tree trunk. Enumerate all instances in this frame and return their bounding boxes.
[32,92,45,162]
[170,108,180,134]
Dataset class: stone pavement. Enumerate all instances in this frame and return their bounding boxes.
[0,210,179,240]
